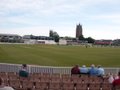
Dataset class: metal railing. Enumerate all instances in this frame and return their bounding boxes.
[0,63,119,74]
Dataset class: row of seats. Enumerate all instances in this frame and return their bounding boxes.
[7,80,113,90]
[0,72,109,83]
[0,72,112,90]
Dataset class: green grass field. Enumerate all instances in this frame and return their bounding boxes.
[0,44,120,67]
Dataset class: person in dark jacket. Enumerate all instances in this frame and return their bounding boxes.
[19,64,29,77]
[71,65,80,75]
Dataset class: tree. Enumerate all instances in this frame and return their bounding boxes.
[54,35,59,42]
[86,37,95,43]
[49,30,54,37]
[79,35,85,40]
[49,30,59,43]
[53,31,59,43]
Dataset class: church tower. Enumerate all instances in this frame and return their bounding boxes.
[76,24,83,38]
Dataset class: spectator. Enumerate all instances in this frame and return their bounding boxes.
[108,73,119,84]
[113,73,119,80]
[19,64,29,77]
[71,65,80,75]
[108,73,114,84]
[80,65,89,74]
[89,64,97,76]
[0,77,14,90]
[112,71,120,87]
[96,65,105,77]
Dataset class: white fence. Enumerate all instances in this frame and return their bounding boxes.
[0,63,120,74]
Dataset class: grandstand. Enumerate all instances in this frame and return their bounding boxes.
[0,33,22,43]
[0,63,120,90]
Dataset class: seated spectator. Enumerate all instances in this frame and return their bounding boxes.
[80,65,89,74]
[71,65,80,75]
[19,64,29,77]
[108,73,114,84]
[96,65,105,77]
[112,71,120,87]
[0,77,14,90]
[109,73,119,84]
[113,73,119,80]
[89,64,97,76]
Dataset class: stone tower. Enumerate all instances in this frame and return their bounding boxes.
[76,24,83,38]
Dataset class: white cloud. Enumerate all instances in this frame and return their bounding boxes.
[0,0,119,18]
[86,13,120,25]
[84,25,120,39]
[0,0,120,39]
[1,0,117,15]
[0,26,50,36]
[0,26,75,39]
[91,14,120,19]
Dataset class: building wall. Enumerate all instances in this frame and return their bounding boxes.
[94,40,112,45]
[24,39,56,45]
[59,39,67,45]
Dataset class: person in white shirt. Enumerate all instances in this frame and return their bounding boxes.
[0,77,14,90]
[108,73,114,83]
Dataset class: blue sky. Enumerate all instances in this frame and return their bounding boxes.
[0,0,120,39]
